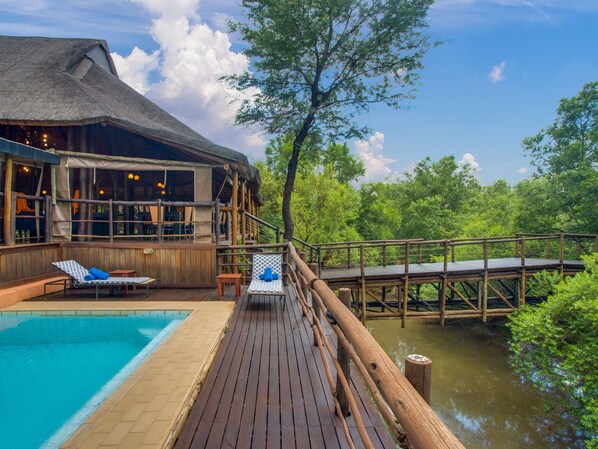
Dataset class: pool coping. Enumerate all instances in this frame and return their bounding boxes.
[3,301,235,449]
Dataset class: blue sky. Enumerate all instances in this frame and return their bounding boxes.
[0,0,596,184]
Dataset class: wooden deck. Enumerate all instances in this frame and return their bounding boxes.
[321,257,585,287]
[173,287,397,449]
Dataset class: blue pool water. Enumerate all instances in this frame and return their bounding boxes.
[0,312,188,449]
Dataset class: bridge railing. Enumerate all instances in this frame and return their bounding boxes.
[314,234,598,272]
[286,242,465,449]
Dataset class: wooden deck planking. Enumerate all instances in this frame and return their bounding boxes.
[321,257,585,284]
[174,288,396,449]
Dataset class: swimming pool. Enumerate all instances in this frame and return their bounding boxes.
[0,312,188,449]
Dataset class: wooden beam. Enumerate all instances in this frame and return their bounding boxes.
[231,170,238,273]
[3,155,14,245]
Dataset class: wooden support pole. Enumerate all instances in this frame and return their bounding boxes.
[44,195,53,243]
[520,238,526,307]
[299,254,309,318]
[309,262,320,346]
[361,277,367,326]
[337,288,352,417]
[215,201,221,243]
[3,154,14,245]
[559,233,565,278]
[404,354,432,405]
[241,181,246,245]
[108,199,114,243]
[483,239,488,323]
[231,170,239,273]
[440,276,447,326]
[402,242,410,328]
[10,192,16,244]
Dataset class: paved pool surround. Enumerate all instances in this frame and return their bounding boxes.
[4,301,234,449]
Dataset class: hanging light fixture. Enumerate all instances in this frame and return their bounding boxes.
[128,173,134,180]
[134,175,140,181]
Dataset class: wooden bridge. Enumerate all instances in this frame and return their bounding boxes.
[311,234,596,325]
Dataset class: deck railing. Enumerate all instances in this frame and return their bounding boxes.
[314,234,598,273]
[287,242,465,449]
[216,242,465,449]
[3,193,221,244]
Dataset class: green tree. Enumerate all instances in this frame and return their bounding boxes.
[508,254,598,448]
[523,82,598,233]
[227,0,433,239]
[396,156,480,239]
[356,182,401,240]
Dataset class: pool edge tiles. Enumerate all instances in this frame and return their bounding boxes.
[59,304,234,449]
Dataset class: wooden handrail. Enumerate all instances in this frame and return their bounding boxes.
[288,243,465,449]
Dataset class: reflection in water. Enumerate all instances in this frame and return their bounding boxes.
[368,319,584,449]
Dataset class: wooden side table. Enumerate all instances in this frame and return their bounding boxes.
[109,269,136,294]
[217,273,242,300]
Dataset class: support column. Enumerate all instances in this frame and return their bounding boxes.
[231,170,238,273]
[440,276,447,326]
[241,181,246,245]
[3,154,14,245]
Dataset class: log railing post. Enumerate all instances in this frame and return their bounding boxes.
[337,288,352,417]
[157,199,163,244]
[108,199,114,243]
[215,201,221,244]
[482,239,488,323]
[309,262,320,346]
[520,237,526,307]
[44,195,53,243]
[3,155,14,245]
[10,191,17,245]
[559,233,565,278]
[404,354,432,405]
[360,244,366,325]
[402,242,410,328]
[382,244,387,267]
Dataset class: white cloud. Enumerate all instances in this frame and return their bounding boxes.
[354,132,397,182]
[488,61,507,83]
[111,47,159,94]
[458,152,482,172]
[111,0,265,156]
[517,166,528,174]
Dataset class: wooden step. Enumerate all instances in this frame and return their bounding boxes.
[0,274,67,309]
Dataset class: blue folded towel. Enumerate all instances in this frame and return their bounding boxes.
[259,267,279,282]
[88,267,109,280]
[84,274,96,281]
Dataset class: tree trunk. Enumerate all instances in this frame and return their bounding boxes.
[282,115,314,241]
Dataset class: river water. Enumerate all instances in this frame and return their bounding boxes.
[368,319,585,449]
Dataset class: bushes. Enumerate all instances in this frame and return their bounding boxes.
[508,254,598,448]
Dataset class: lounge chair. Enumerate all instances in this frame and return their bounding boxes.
[246,254,285,304]
[51,260,158,300]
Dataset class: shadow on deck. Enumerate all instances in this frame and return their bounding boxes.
[174,286,397,449]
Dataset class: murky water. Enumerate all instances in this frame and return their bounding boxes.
[368,319,585,449]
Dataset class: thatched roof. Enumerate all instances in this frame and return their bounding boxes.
[0,35,258,180]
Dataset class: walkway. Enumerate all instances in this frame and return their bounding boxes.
[174,288,397,449]
[321,257,584,287]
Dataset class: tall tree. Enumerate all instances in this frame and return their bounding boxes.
[227,0,433,239]
[523,82,598,233]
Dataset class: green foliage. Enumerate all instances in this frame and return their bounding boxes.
[228,0,433,140]
[522,81,598,234]
[256,144,362,244]
[508,254,598,447]
[355,183,401,240]
[396,156,480,239]
[527,270,561,297]
[292,168,361,243]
